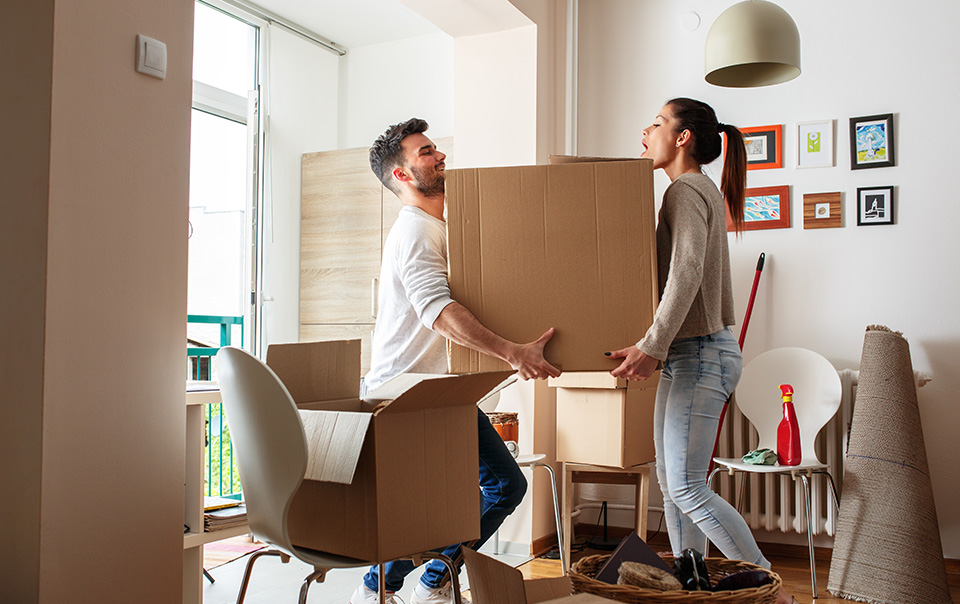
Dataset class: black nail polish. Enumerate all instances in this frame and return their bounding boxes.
[604,352,611,356]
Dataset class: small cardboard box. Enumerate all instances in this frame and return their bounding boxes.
[445,158,657,374]
[266,340,513,562]
[548,372,658,468]
[463,548,572,604]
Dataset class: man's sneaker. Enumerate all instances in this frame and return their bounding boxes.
[349,584,404,604]
[410,582,471,604]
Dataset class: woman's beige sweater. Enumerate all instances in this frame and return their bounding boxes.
[637,172,736,361]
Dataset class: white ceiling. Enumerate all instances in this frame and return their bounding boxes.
[251,0,442,49]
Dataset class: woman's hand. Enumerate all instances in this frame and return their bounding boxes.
[606,345,660,380]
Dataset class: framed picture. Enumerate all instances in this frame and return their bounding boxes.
[803,192,842,229]
[739,125,782,170]
[797,120,834,168]
[857,186,895,225]
[850,113,895,169]
[729,185,791,231]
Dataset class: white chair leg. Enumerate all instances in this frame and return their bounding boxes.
[704,467,724,556]
[236,549,288,604]
[378,563,387,604]
[537,462,567,574]
[297,568,326,604]
[799,473,818,599]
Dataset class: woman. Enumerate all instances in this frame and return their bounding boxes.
[605,98,796,604]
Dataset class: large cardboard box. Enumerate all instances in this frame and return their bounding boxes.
[445,158,657,373]
[548,372,658,468]
[463,548,572,604]
[266,340,513,562]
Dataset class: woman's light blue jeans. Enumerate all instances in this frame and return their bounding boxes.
[361,407,527,592]
[654,327,771,569]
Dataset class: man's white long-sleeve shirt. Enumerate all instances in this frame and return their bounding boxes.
[364,205,455,392]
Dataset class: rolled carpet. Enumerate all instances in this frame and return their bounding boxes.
[828,325,952,604]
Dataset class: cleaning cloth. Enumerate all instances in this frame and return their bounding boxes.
[741,448,777,465]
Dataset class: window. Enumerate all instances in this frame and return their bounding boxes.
[188,1,263,358]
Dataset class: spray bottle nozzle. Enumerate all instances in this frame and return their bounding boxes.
[779,384,794,401]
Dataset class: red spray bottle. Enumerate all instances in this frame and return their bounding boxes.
[777,384,801,466]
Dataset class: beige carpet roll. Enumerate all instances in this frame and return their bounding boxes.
[828,326,952,604]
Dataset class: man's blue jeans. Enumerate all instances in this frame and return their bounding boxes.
[362,407,527,592]
[654,327,771,569]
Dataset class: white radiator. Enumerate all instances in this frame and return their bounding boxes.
[713,368,859,537]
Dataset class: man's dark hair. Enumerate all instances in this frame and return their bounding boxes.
[370,118,429,193]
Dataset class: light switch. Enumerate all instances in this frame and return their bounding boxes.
[136,34,167,80]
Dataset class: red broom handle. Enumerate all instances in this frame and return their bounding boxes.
[709,252,765,475]
[737,252,765,350]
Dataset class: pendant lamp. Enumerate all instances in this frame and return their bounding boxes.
[705,0,801,87]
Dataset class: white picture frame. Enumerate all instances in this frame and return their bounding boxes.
[797,120,834,168]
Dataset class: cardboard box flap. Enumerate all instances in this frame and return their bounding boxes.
[549,372,627,389]
[477,374,519,412]
[375,371,516,415]
[548,154,638,164]
[266,340,361,403]
[462,549,531,604]
[523,578,574,603]
[362,373,447,402]
[549,372,659,391]
[299,410,371,484]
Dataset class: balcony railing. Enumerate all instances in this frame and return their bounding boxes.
[188,314,243,500]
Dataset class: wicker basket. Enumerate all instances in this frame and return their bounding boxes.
[569,554,781,604]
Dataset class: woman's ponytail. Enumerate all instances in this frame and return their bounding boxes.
[719,123,746,234]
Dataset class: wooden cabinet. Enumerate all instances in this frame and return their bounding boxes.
[299,139,452,375]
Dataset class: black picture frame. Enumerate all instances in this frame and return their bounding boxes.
[849,113,895,170]
[856,186,895,226]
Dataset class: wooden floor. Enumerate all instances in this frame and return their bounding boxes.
[205,534,960,604]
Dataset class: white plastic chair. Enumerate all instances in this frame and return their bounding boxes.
[708,347,842,599]
[216,347,463,604]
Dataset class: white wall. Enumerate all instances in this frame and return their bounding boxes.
[338,32,455,148]
[2,0,194,600]
[261,25,339,348]
[453,25,538,168]
[576,0,960,557]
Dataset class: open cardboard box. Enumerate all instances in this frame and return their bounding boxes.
[445,157,657,374]
[463,549,571,604]
[549,371,658,468]
[266,339,513,562]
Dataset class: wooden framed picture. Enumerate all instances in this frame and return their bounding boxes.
[857,186,895,225]
[739,125,782,170]
[850,113,895,169]
[729,185,791,231]
[803,192,842,229]
[797,120,834,168]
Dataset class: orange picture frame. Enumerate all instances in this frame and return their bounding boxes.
[736,124,783,170]
[728,185,791,232]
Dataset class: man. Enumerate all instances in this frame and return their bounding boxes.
[350,118,561,604]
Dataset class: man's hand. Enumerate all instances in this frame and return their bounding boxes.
[506,328,562,380]
[433,302,560,380]
[607,345,659,381]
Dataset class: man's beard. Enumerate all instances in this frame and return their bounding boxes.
[411,165,445,197]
